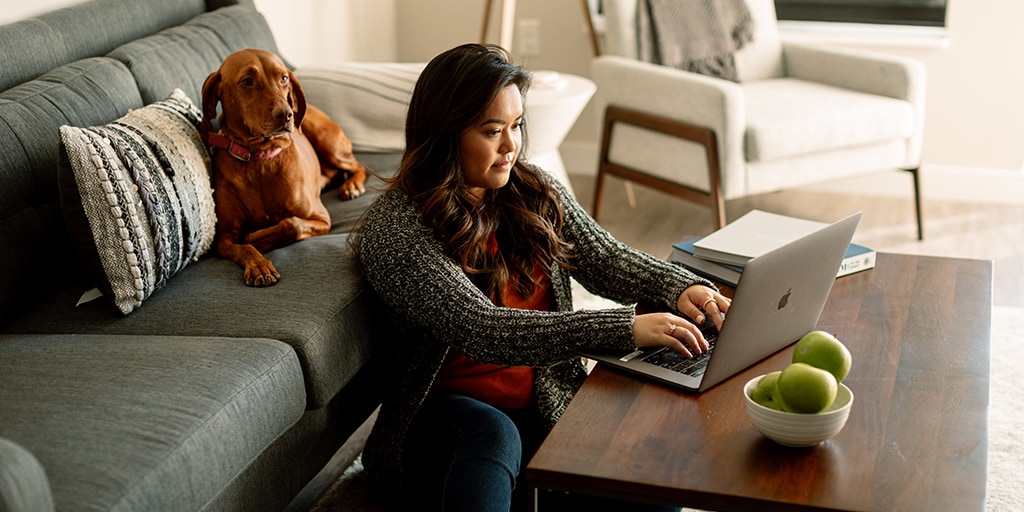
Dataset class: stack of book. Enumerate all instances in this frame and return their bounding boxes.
[669,210,875,286]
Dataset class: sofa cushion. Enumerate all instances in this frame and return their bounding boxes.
[0,333,305,512]
[322,151,402,234]
[296,63,423,153]
[107,4,281,105]
[4,233,378,410]
[0,0,207,91]
[0,437,54,512]
[0,57,144,327]
[0,19,65,93]
[59,89,216,315]
[742,78,916,162]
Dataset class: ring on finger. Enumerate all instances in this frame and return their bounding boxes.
[668,324,677,335]
[702,298,717,310]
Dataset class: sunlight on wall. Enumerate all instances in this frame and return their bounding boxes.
[252,0,397,66]
[0,0,84,24]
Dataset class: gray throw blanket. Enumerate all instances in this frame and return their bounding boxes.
[637,0,755,82]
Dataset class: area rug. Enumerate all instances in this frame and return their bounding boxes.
[985,305,1024,511]
[308,290,1024,511]
[307,455,375,512]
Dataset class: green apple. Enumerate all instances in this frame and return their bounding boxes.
[793,330,852,382]
[777,362,838,414]
[750,371,785,411]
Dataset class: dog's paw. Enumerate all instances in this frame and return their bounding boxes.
[338,182,366,201]
[244,262,281,287]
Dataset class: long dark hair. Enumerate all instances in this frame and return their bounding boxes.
[393,43,573,304]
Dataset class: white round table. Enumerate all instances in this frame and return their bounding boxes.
[523,71,596,196]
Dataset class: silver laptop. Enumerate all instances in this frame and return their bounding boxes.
[581,212,862,393]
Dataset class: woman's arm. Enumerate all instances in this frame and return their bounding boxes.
[358,191,638,367]
[549,170,714,314]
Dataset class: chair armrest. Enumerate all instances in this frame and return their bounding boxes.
[0,438,54,512]
[591,56,744,136]
[783,42,926,103]
[783,43,927,166]
[590,55,748,196]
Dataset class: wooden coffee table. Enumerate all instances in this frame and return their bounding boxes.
[527,253,991,511]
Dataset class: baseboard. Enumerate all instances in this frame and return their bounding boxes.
[805,165,1024,205]
[560,141,1024,205]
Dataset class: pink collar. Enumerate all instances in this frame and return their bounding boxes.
[203,132,283,161]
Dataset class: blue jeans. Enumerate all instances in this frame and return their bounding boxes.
[403,393,679,512]
[403,393,525,512]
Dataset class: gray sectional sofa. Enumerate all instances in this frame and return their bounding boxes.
[0,0,405,510]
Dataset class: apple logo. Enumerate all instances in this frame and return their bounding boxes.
[777,288,792,310]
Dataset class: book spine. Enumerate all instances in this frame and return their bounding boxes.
[838,250,876,277]
[669,249,740,286]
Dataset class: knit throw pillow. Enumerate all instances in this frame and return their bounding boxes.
[59,89,216,314]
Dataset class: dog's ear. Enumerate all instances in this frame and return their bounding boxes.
[288,70,307,128]
[200,71,221,135]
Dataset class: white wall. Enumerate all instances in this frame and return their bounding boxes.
[252,0,397,66]
[384,0,1024,203]
[391,0,598,164]
[925,0,1024,172]
[774,0,1024,202]
[0,0,84,23]
[0,0,398,66]
[6,0,1022,202]
[792,0,1024,173]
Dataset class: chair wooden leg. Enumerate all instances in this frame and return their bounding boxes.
[596,104,724,230]
[624,181,637,208]
[480,0,493,42]
[593,167,607,221]
[710,194,727,230]
[903,167,924,240]
[704,137,726,230]
[593,104,616,222]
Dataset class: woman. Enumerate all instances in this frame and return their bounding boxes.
[355,43,730,511]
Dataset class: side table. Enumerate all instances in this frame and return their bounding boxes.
[523,71,596,196]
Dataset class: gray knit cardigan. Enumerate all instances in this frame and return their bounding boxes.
[356,168,712,495]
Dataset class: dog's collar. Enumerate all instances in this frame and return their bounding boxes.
[203,131,283,162]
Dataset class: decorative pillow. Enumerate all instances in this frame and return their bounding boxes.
[295,62,425,153]
[59,89,215,314]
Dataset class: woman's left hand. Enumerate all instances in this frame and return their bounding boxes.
[677,285,731,331]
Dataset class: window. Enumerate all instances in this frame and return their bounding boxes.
[774,0,948,28]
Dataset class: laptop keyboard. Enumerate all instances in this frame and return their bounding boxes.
[641,319,719,377]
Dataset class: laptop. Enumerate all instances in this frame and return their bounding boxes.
[581,212,862,393]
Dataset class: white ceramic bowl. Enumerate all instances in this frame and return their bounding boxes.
[743,374,854,447]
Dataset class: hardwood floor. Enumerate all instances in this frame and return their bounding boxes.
[569,173,1024,307]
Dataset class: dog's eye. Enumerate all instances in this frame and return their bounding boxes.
[280,75,289,85]
[239,77,254,87]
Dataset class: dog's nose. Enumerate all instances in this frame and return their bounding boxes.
[275,108,294,124]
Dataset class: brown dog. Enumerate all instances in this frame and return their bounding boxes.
[201,48,367,286]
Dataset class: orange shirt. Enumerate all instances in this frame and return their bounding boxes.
[433,253,553,409]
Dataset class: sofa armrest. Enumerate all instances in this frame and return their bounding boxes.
[783,42,927,103]
[590,55,748,197]
[0,438,54,512]
[295,62,425,153]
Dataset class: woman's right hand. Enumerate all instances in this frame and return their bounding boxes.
[632,312,709,358]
